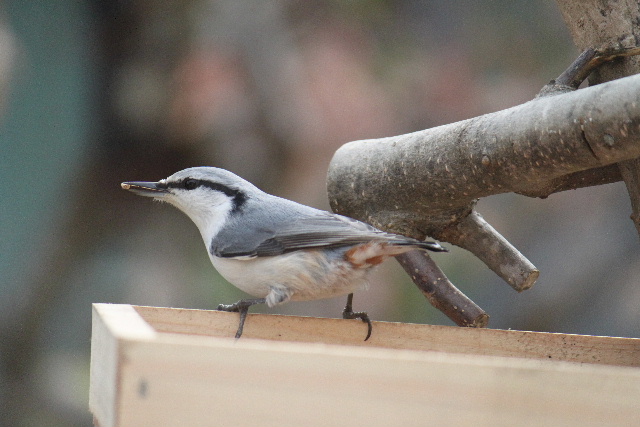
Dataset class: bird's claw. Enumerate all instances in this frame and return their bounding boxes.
[343,309,373,341]
[342,293,373,341]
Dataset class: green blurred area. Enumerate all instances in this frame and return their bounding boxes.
[1,1,638,426]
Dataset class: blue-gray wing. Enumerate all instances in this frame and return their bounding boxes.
[211,209,444,258]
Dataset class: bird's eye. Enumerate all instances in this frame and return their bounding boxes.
[183,179,198,190]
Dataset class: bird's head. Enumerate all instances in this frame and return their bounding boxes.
[121,167,258,239]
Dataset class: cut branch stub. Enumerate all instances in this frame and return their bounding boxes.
[434,211,539,292]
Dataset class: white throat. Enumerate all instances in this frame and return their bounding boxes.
[164,189,234,244]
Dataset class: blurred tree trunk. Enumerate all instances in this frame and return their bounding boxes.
[557,0,640,235]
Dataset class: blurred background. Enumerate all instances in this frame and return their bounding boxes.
[1,1,638,426]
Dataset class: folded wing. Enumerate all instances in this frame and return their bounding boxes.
[212,211,445,258]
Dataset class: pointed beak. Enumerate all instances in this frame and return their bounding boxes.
[121,181,168,198]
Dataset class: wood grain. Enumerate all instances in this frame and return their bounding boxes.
[90,304,640,427]
[133,304,640,367]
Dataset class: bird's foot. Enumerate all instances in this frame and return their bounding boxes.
[217,298,266,338]
[342,293,372,341]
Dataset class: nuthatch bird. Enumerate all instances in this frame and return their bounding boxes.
[122,167,446,340]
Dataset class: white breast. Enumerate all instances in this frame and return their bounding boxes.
[209,250,372,306]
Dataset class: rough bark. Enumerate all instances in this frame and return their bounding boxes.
[328,72,640,238]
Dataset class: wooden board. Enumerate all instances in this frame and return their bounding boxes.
[90,303,640,427]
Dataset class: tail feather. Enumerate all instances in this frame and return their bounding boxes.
[383,231,447,253]
[415,240,447,252]
[387,235,447,252]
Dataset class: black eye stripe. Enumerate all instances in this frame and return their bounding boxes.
[166,178,247,212]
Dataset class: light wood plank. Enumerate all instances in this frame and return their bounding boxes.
[118,328,640,427]
[90,304,158,427]
[90,304,640,427]
[133,304,640,367]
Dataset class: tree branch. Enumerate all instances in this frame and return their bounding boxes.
[328,72,640,238]
[435,211,539,292]
[396,250,489,327]
[537,46,640,97]
[328,58,640,305]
